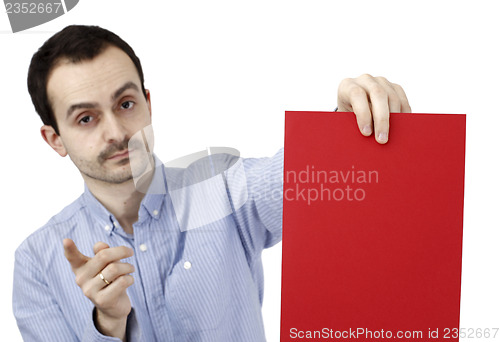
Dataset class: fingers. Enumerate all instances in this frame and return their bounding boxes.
[77,246,134,285]
[359,76,391,143]
[82,262,135,299]
[91,246,134,270]
[392,83,412,113]
[63,238,89,270]
[373,76,403,113]
[99,275,134,300]
[339,80,373,136]
[93,274,135,314]
[93,241,110,255]
[337,74,412,144]
[99,262,135,286]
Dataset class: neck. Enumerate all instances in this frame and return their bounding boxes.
[84,172,154,234]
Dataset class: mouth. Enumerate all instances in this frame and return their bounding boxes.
[108,149,132,160]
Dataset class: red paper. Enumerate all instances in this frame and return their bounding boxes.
[281,112,466,342]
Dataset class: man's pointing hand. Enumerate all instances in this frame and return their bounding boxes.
[63,238,135,341]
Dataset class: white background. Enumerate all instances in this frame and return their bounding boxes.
[1,1,499,341]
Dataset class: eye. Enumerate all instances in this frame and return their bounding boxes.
[78,115,94,125]
[121,101,135,110]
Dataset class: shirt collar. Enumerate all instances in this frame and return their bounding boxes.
[138,160,167,223]
[82,185,117,236]
[82,155,167,236]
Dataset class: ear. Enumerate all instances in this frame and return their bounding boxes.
[41,125,67,157]
[145,89,152,118]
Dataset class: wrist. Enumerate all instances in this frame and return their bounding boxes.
[94,308,128,341]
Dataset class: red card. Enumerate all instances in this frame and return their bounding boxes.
[281,112,466,342]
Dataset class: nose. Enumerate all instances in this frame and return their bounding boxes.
[101,113,127,143]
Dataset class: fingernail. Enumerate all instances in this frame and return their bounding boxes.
[377,132,388,143]
[362,125,372,135]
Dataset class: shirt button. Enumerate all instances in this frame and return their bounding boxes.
[139,244,148,252]
[183,261,192,270]
[104,225,111,232]
[153,209,159,216]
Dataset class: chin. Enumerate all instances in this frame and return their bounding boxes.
[81,169,134,185]
[107,172,135,184]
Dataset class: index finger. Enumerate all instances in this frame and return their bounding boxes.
[63,238,89,270]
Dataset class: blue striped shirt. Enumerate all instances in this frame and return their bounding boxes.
[13,149,284,341]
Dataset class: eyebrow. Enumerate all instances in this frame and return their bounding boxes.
[112,81,140,102]
[66,81,140,118]
[66,102,99,118]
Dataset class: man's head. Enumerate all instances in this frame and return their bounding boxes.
[29,25,153,185]
[28,25,147,136]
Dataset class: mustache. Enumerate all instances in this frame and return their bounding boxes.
[98,137,142,163]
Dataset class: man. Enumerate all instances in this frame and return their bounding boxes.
[13,25,411,341]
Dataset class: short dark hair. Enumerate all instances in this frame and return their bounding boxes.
[27,25,147,135]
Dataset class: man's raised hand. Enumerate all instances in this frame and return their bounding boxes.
[337,74,412,144]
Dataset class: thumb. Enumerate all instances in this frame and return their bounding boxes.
[93,241,110,255]
[63,238,89,270]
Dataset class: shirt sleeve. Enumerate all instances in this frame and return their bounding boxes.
[13,243,142,342]
[83,308,142,342]
[225,148,284,257]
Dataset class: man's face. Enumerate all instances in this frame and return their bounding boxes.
[45,46,152,184]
